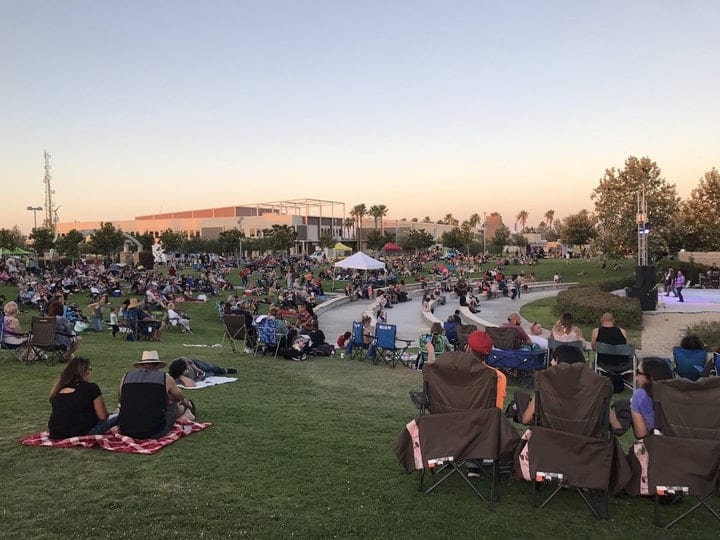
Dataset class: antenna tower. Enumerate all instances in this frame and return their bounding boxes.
[42,150,56,231]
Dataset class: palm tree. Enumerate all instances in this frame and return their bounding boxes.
[376,204,388,233]
[516,210,529,232]
[444,213,459,226]
[468,213,481,228]
[369,205,383,231]
[343,217,355,239]
[350,203,367,250]
[544,209,555,229]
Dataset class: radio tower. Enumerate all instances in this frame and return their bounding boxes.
[42,150,56,232]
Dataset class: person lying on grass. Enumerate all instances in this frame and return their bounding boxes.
[168,357,237,387]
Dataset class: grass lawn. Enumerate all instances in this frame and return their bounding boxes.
[4,260,711,539]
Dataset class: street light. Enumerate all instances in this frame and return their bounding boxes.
[26,205,42,230]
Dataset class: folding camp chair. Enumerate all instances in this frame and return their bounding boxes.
[409,351,498,415]
[398,352,519,502]
[639,377,720,528]
[0,315,29,364]
[221,315,247,354]
[672,347,707,381]
[254,317,286,357]
[546,338,587,366]
[26,317,65,366]
[392,408,520,503]
[455,324,477,351]
[526,363,617,519]
[375,323,413,368]
[416,332,446,370]
[593,342,636,392]
[485,326,521,350]
[349,320,374,361]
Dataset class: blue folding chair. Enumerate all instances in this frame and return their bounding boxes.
[349,321,375,361]
[254,317,286,357]
[672,347,708,381]
[375,323,413,368]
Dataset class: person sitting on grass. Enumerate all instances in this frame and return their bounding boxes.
[48,357,118,439]
[118,350,195,439]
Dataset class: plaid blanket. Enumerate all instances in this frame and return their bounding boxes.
[20,421,211,455]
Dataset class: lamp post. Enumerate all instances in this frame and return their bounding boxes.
[27,205,42,230]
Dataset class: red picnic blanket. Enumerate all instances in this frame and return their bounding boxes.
[20,421,211,455]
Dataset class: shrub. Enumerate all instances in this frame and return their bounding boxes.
[597,274,635,292]
[556,286,642,329]
[684,320,720,352]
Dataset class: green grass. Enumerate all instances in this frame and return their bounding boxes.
[3,261,713,539]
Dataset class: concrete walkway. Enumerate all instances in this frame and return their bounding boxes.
[318,285,720,352]
[318,288,560,346]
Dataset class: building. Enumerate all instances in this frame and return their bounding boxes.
[56,198,494,254]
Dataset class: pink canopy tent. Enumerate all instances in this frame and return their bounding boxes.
[382,242,402,252]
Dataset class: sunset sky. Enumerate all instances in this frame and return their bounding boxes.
[2,1,719,235]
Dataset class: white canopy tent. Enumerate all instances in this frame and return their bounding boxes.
[333,251,387,291]
[333,251,385,271]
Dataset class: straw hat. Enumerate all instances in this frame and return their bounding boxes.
[128,297,140,308]
[133,350,166,368]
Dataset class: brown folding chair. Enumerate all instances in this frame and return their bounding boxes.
[221,315,247,354]
[27,317,65,366]
[404,351,514,501]
[527,363,617,519]
[642,377,720,528]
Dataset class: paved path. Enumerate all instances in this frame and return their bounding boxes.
[318,285,720,351]
[318,289,560,345]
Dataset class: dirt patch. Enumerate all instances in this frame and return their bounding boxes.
[641,312,720,356]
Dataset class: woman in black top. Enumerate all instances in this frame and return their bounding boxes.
[48,357,117,439]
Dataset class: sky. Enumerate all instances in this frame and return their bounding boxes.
[2,0,719,235]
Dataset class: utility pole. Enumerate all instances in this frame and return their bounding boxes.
[42,150,56,232]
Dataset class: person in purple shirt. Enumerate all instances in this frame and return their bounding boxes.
[629,358,673,438]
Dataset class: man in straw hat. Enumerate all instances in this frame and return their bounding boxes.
[118,350,194,439]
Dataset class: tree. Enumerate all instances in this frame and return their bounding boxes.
[263,224,296,253]
[219,229,244,257]
[443,213,459,226]
[510,233,528,248]
[366,230,394,252]
[544,209,555,228]
[90,222,125,259]
[350,204,367,250]
[158,229,187,253]
[318,231,335,250]
[422,216,432,223]
[441,224,476,254]
[368,204,389,232]
[591,156,680,257]
[0,227,23,250]
[559,209,597,246]
[516,210,529,232]
[399,229,434,252]
[343,217,355,239]
[410,217,418,223]
[490,226,511,254]
[678,168,720,250]
[468,213,482,228]
[29,227,55,256]
[55,229,85,260]
[131,231,155,251]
